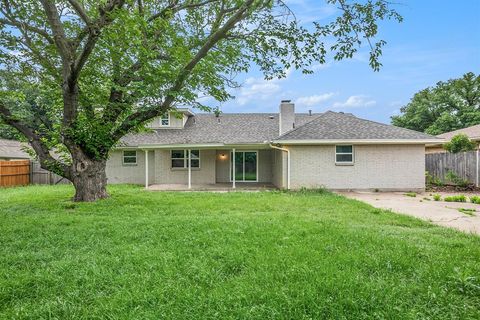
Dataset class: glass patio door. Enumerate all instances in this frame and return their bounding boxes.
[230,151,257,182]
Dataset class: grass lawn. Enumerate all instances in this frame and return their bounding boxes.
[1,185,479,319]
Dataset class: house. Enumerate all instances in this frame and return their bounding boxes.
[426,124,480,154]
[106,100,440,191]
[0,139,31,161]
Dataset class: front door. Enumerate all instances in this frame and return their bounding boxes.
[230,151,257,182]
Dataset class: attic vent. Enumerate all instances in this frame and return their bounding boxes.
[269,115,274,119]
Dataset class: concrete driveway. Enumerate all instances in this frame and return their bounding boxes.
[339,191,480,235]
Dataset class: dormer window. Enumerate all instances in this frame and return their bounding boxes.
[160,114,170,126]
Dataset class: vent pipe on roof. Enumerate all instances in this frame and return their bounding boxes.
[279,100,295,135]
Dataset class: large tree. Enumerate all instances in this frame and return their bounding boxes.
[391,72,480,135]
[0,0,401,201]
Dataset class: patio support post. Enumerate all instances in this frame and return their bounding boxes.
[144,150,149,189]
[188,149,192,189]
[232,148,236,189]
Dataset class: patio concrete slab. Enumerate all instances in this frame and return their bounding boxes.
[147,183,276,192]
[338,191,480,235]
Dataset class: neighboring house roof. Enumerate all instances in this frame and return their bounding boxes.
[0,139,31,159]
[275,111,438,142]
[436,124,480,141]
[121,113,320,147]
[119,111,439,147]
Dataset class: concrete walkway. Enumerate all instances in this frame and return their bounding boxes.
[339,191,480,235]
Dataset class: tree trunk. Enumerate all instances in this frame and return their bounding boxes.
[71,157,109,202]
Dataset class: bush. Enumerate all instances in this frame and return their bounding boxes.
[470,196,480,204]
[443,134,477,153]
[425,171,444,186]
[433,194,442,201]
[444,195,467,202]
[445,170,470,188]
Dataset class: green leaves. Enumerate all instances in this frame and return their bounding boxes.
[392,72,480,134]
[443,134,477,153]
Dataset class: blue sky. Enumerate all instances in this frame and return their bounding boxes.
[216,0,480,124]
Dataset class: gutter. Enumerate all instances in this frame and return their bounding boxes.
[272,139,444,145]
[270,144,290,190]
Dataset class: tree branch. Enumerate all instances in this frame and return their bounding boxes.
[0,103,71,179]
[148,0,220,22]
[0,16,54,44]
[112,0,255,140]
[39,0,71,62]
[67,0,92,25]
[73,0,125,81]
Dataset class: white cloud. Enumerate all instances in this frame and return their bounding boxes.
[331,95,376,109]
[297,93,335,107]
[235,78,281,105]
[235,71,292,106]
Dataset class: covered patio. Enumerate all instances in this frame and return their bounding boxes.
[139,144,288,190]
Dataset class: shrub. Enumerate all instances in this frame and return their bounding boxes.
[444,195,467,202]
[426,171,444,186]
[470,196,480,204]
[443,134,477,153]
[445,170,470,188]
[433,194,442,201]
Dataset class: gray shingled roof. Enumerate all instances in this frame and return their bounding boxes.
[120,113,320,146]
[0,139,31,159]
[275,111,438,141]
[437,124,480,140]
[119,111,438,147]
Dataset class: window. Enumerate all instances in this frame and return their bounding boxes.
[123,150,137,165]
[335,145,354,164]
[160,114,169,126]
[171,150,200,168]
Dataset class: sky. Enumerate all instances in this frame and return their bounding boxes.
[214,0,480,124]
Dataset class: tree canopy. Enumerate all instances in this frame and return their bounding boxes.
[391,72,480,135]
[0,0,401,200]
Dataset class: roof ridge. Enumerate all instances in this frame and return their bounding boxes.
[341,112,438,138]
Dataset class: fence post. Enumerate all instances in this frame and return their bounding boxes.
[476,149,479,188]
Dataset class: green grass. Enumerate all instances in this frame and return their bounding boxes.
[458,208,476,216]
[444,195,467,203]
[1,185,480,319]
[470,195,480,204]
[404,192,417,197]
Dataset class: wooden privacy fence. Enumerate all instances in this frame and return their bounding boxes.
[0,160,30,187]
[425,151,479,187]
[30,161,70,185]
[0,160,70,187]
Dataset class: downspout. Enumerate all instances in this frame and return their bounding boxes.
[270,144,290,190]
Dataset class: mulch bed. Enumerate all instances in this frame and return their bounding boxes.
[427,183,480,193]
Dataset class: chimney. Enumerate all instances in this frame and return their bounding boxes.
[279,100,295,135]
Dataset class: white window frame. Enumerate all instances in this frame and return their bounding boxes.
[122,150,137,166]
[335,145,354,165]
[171,149,200,169]
[160,113,170,126]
